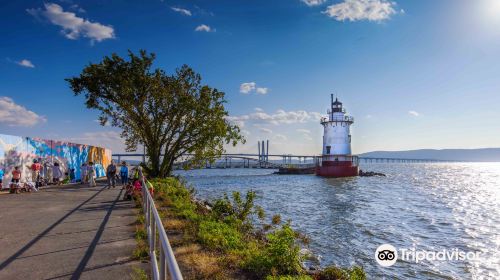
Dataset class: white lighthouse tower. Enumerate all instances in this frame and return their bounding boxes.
[316,94,359,177]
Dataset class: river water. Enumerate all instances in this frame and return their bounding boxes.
[174,163,500,279]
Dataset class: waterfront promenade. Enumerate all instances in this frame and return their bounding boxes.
[0,182,142,279]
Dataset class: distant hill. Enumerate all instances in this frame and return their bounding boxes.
[359,148,500,162]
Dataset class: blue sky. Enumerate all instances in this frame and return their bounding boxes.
[1,0,500,154]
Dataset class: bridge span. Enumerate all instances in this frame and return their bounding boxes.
[112,153,456,169]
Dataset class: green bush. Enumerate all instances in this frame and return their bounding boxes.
[198,220,244,251]
[265,275,313,280]
[245,224,303,277]
[318,265,366,280]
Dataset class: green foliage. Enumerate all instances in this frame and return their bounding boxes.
[211,190,261,233]
[135,227,147,241]
[66,50,244,178]
[265,276,313,280]
[131,267,149,280]
[318,265,366,280]
[198,220,244,251]
[272,214,282,225]
[245,224,303,277]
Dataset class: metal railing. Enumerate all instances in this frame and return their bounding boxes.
[141,178,183,280]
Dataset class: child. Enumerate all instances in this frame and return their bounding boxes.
[123,183,134,200]
[12,166,21,184]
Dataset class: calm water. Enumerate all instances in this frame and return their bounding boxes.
[174,163,500,279]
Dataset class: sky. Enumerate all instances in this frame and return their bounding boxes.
[1,0,500,155]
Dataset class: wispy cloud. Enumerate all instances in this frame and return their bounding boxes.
[256,87,269,95]
[273,134,287,141]
[171,7,192,16]
[408,110,420,117]
[296,128,313,141]
[259,128,273,134]
[301,0,327,7]
[27,3,115,43]
[195,24,214,32]
[240,82,269,95]
[227,109,323,128]
[0,97,46,126]
[16,59,35,68]
[323,0,397,22]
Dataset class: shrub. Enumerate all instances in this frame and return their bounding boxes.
[265,275,313,280]
[318,265,366,280]
[245,224,303,277]
[198,220,244,251]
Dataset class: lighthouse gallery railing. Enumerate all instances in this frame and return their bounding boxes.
[141,178,183,280]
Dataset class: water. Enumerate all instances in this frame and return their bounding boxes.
[174,163,500,279]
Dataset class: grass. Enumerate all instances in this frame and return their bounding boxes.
[131,267,149,280]
[148,177,366,279]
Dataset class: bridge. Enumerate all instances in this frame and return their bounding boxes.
[112,153,456,169]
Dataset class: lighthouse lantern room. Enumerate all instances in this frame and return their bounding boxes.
[316,94,359,177]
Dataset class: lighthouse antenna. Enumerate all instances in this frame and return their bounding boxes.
[331,93,334,109]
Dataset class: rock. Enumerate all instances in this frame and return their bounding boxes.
[359,170,386,177]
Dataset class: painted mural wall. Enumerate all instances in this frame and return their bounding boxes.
[0,133,112,184]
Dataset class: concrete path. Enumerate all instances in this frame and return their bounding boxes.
[0,181,142,279]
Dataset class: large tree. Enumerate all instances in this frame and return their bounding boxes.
[67,50,244,177]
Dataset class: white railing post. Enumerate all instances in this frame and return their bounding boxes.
[141,177,183,280]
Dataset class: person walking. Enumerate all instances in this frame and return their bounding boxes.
[88,162,96,187]
[106,161,117,189]
[30,159,42,188]
[80,163,88,184]
[119,161,128,187]
[52,162,63,186]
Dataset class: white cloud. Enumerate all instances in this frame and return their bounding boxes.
[259,128,273,134]
[240,82,269,95]
[301,0,327,7]
[195,24,214,32]
[323,0,397,22]
[273,134,287,141]
[256,87,269,95]
[17,59,35,68]
[365,114,373,119]
[408,110,420,117]
[254,107,263,112]
[296,129,311,134]
[0,97,47,127]
[171,7,192,16]
[228,109,323,128]
[240,82,256,94]
[27,3,115,43]
[240,129,251,136]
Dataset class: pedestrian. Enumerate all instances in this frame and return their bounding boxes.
[69,168,76,183]
[106,161,117,189]
[31,159,42,188]
[88,162,96,187]
[120,161,128,188]
[52,162,63,185]
[80,163,88,184]
[11,166,21,185]
[0,167,4,189]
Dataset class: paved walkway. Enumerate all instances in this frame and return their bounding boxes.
[0,181,142,279]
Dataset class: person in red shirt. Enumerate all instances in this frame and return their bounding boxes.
[31,159,42,187]
[12,166,21,183]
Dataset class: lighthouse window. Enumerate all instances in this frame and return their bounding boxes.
[326,146,331,154]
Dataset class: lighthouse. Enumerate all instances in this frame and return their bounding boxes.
[316,95,359,177]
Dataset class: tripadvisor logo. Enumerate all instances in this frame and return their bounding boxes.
[375,244,398,267]
[374,244,481,267]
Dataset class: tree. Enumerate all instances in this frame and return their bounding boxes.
[66,50,244,177]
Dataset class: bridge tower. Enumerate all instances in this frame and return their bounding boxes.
[316,94,359,177]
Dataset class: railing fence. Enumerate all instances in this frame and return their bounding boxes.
[141,178,183,280]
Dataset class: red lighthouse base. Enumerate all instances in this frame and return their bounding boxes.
[315,160,359,177]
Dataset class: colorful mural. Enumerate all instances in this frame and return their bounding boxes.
[0,133,112,184]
